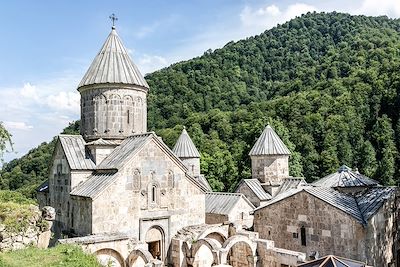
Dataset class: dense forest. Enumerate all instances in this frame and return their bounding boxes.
[1,12,400,196]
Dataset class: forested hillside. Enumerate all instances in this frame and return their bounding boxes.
[2,12,400,194]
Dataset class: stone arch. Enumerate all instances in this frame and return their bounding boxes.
[95,248,125,267]
[127,248,154,267]
[145,225,165,260]
[190,238,221,266]
[198,228,228,245]
[220,235,256,266]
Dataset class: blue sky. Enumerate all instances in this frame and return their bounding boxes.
[0,0,399,162]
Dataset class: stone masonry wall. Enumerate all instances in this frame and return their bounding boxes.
[254,191,366,262]
[365,194,397,266]
[89,138,205,261]
[251,155,289,184]
[48,142,92,237]
[80,87,147,140]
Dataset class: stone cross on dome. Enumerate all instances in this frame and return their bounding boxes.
[109,13,118,29]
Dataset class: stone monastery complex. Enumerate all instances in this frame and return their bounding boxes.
[37,25,400,267]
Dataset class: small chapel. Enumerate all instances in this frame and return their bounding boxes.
[37,23,399,267]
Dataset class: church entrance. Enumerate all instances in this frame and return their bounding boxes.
[145,226,164,260]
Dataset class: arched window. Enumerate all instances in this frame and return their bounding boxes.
[151,185,157,203]
[301,226,306,246]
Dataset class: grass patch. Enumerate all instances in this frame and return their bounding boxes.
[0,244,102,267]
[0,190,39,233]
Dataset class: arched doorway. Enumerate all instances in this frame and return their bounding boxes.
[127,248,154,267]
[95,248,125,267]
[145,226,164,260]
[191,238,221,267]
[220,236,256,267]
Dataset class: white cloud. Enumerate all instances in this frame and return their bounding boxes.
[137,54,169,74]
[240,3,317,29]
[20,83,39,101]
[3,121,33,131]
[358,0,400,17]
[45,91,80,113]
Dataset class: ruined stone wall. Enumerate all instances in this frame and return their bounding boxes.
[80,86,147,140]
[365,194,397,266]
[0,206,53,252]
[254,191,366,262]
[251,155,289,184]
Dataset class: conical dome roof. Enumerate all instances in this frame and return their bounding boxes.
[249,125,291,156]
[173,128,200,158]
[312,165,379,188]
[78,27,149,89]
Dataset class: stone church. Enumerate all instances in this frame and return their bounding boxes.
[39,25,211,261]
[37,24,399,267]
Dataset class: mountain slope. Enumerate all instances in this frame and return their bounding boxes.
[2,12,400,195]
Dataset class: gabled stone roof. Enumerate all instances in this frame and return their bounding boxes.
[312,165,379,188]
[235,179,272,201]
[274,177,308,196]
[70,171,117,199]
[74,132,209,197]
[58,135,96,170]
[97,133,153,170]
[249,125,291,156]
[205,192,255,215]
[78,28,149,89]
[172,128,200,158]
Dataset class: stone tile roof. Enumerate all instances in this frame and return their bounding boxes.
[70,171,117,198]
[172,128,200,158]
[197,175,212,192]
[254,186,397,226]
[78,28,149,89]
[85,138,122,146]
[72,132,208,198]
[236,179,272,201]
[357,187,397,221]
[312,165,379,188]
[97,133,153,170]
[249,125,291,156]
[59,135,96,170]
[274,177,308,196]
[205,192,254,215]
[298,254,368,267]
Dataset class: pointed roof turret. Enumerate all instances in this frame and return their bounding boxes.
[173,127,201,158]
[249,125,291,156]
[78,27,149,90]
